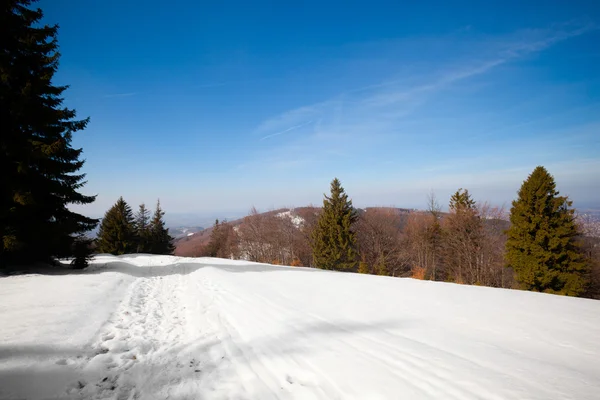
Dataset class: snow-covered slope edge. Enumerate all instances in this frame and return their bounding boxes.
[0,254,599,399]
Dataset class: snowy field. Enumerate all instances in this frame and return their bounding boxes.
[1,255,599,400]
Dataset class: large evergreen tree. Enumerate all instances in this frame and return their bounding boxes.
[97,198,136,255]
[311,178,358,271]
[1,0,97,266]
[506,166,589,296]
[134,203,151,253]
[148,200,175,255]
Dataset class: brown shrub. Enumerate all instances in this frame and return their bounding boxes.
[411,266,426,280]
[290,258,303,267]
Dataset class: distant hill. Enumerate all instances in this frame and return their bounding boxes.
[174,206,415,257]
[169,226,204,239]
[174,208,293,257]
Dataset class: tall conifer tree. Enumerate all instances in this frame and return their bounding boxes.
[97,198,136,255]
[134,203,151,253]
[1,0,97,266]
[148,200,174,255]
[311,178,358,271]
[506,166,589,296]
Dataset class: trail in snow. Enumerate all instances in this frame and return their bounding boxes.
[1,254,600,399]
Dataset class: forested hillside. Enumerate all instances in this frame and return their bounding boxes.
[176,175,599,299]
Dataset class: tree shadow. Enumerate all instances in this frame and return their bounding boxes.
[83,258,320,278]
[0,318,406,399]
[148,318,408,399]
[0,254,334,279]
[0,344,84,361]
[1,255,324,279]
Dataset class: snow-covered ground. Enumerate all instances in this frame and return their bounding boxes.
[1,255,599,399]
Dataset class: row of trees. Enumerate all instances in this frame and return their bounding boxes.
[311,181,512,287]
[97,198,174,255]
[205,167,595,298]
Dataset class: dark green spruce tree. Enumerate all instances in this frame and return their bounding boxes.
[134,203,151,253]
[97,198,136,255]
[506,166,589,296]
[449,188,476,212]
[311,178,358,271]
[1,0,97,267]
[148,200,175,254]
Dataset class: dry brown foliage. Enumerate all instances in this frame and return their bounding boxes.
[290,258,303,267]
[411,266,426,280]
[355,208,410,276]
[404,212,441,280]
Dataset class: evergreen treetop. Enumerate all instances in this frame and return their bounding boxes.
[506,166,589,296]
[134,203,151,253]
[449,188,477,213]
[148,200,175,255]
[97,197,136,255]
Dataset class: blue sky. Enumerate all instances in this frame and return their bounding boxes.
[40,0,600,219]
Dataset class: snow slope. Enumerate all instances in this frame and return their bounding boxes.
[1,255,599,399]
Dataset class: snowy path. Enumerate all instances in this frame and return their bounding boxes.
[1,255,600,399]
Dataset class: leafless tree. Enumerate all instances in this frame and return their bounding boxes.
[237,207,270,262]
[356,208,409,276]
[577,213,600,298]
[404,211,441,279]
[478,203,512,288]
[207,219,239,259]
[293,206,320,267]
[236,207,313,265]
[441,197,512,287]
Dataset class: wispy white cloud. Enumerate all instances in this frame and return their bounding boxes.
[103,92,137,98]
[248,22,598,177]
[260,120,313,141]
[269,23,595,131]
[103,81,231,99]
[363,23,597,108]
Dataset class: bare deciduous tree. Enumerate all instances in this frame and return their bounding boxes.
[577,213,600,298]
[294,206,320,267]
[441,192,511,287]
[207,219,238,259]
[237,207,311,265]
[356,208,409,276]
[478,203,512,288]
[404,211,440,279]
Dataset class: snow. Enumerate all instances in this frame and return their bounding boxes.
[1,255,599,399]
[276,210,304,227]
[187,232,194,237]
